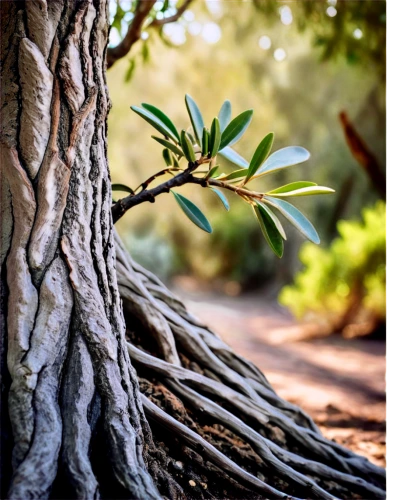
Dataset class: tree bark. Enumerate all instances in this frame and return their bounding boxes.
[0,2,386,499]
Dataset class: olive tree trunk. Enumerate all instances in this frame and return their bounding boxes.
[0,2,385,499]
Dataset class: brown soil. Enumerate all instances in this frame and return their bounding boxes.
[174,287,386,469]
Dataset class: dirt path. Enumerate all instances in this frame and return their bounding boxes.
[174,288,386,468]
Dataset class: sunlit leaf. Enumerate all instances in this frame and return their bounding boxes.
[218,169,247,182]
[219,110,253,150]
[210,187,230,211]
[180,130,196,162]
[256,201,286,240]
[131,106,177,142]
[255,146,310,177]
[219,147,249,169]
[264,196,320,244]
[152,136,184,157]
[205,165,220,179]
[111,183,134,194]
[185,94,204,147]
[253,204,284,258]
[245,132,274,183]
[162,148,172,166]
[268,181,317,194]
[218,100,232,131]
[268,186,335,197]
[142,103,180,141]
[202,127,209,156]
[172,191,212,233]
[209,117,221,157]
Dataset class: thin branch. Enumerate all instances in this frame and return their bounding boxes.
[339,111,386,200]
[111,161,264,224]
[149,0,194,27]
[107,0,195,69]
[107,0,157,69]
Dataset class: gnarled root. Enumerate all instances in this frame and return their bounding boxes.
[115,231,386,499]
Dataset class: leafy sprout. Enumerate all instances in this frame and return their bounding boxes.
[114,95,335,258]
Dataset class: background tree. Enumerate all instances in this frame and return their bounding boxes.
[0,1,385,499]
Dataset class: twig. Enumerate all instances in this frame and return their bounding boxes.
[107,0,195,69]
[339,111,386,200]
[111,162,264,224]
[149,0,194,27]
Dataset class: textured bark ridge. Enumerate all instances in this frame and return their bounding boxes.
[0,2,385,500]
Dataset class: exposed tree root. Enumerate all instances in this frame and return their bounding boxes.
[115,231,386,499]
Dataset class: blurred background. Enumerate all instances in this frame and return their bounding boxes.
[108,0,386,465]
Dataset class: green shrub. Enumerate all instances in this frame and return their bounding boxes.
[279,201,386,335]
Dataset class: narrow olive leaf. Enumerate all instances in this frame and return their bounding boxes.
[202,127,209,156]
[162,148,172,166]
[205,165,220,179]
[253,204,284,258]
[187,131,197,146]
[269,186,335,198]
[210,187,229,211]
[218,169,248,182]
[152,136,184,157]
[142,103,180,141]
[268,181,317,194]
[209,117,221,158]
[245,132,274,183]
[180,130,196,162]
[218,100,232,131]
[185,94,204,147]
[256,201,286,240]
[111,183,134,194]
[264,195,320,244]
[219,147,249,169]
[255,146,310,177]
[172,190,212,233]
[219,110,253,150]
[131,106,177,142]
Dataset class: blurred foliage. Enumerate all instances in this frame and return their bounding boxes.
[254,0,386,77]
[108,0,385,288]
[279,201,386,336]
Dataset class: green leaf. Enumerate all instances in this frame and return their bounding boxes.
[162,148,172,166]
[152,136,184,157]
[209,117,221,158]
[180,130,196,163]
[142,103,180,141]
[268,186,335,198]
[218,169,247,182]
[255,146,310,177]
[185,94,204,147]
[253,204,284,258]
[124,59,136,82]
[219,147,249,169]
[202,127,209,156]
[187,131,197,146]
[264,196,320,244]
[218,100,232,131]
[111,183,134,194]
[205,165,220,179]
[210,187,229,211]
[219,110,253,150]
[245,132,274,183]
[131,106,177,142]
[268,181,317,194]
[172,191,212,233]
[256,201,286,240]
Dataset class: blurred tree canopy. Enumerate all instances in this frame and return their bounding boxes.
[108,0,385,290]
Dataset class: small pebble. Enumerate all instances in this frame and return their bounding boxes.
[173,461,184,470]
[201,482,207,489]
[189,480,196,487]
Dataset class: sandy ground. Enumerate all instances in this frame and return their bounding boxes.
[173,287,386,468]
